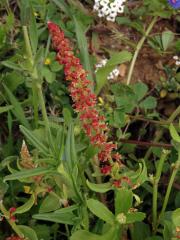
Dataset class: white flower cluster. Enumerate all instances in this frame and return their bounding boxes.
[95,58,120,80]
[93,0,126,22]
[173,55,180,66]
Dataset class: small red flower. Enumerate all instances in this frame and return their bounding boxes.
[113,180,121,188]
[9,207,16,222]
[101,165,112,175]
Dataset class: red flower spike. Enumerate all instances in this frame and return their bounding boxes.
[48,22,120,172]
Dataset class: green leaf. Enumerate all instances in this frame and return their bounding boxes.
[15,194,35,214]
[106,51,132,67]
[139,96,157,110]
[169,124,180,143]
[64,124,77,173]
[71,230,101,240]
[71,228,116,240]
[87,198,115,224]
[42,67,55,83]
[63,108,72,125]
[172,208,180,226]
[51,0,71,16]
[20,125,50,156]
[0,105,13,114]
[3,84,30,128]
[0,178,8,199]
[132,82,148,101]
[39,194,60,213]
[163,220,173,240]
[126,212,146,224]
[131,222,151,240]
[19,225,38,240]
[1,60,22,71]
[86,180,112,193]
[161,30,174,51]
[4,167,53,181]
[29,6,38,55]
[33,212,75,225]
[73,16,94,83]
[95,65,115,95]
[115,188,133,215]
[146,237,163,240]
[95,51,132,94]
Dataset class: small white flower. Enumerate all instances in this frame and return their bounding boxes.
[175,61,180,66]
[93,0,127,22]
[173,55,178,60]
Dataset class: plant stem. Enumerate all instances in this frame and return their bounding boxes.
[126,16,157,85]
[0,201,24,237]
[152,150,169,232]
[157,157,180,229]
[144,105,180,161]
[23,26,38,126]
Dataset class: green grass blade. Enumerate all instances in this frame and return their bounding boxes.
[3,84,30,128]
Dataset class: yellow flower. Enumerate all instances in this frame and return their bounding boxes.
[44,58,51,65]
[33,12,39,17]
[98,97,104,106]
[160,89,167,98]
[24,186,33,194]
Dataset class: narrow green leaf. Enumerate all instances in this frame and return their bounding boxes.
[29,6,38,55]
[20,125,50,156]
[64,124,77,173]
[4,167,53,181]
[0,105,13,114]
[73,16,94,83]
[1,60,22,71]
[15,194,35,214]
[3,84,30,128]
[169,124,180,143]
[51,0,71,16]
[86,180,112,193]
[33,212,75,225]
[19,225,38,240]
[87,198,115,224]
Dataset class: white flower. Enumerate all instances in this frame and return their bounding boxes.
[173,55,178,60]
[93,0,127,22]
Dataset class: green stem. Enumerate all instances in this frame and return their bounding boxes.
[152,150,169,232]
[157,158,180,229]
[23,26,38,126]
[144,105,180,161]
[126,16,157,85]
[0,201,24,237]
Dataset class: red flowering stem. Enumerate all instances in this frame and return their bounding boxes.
[48,22,121,173]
